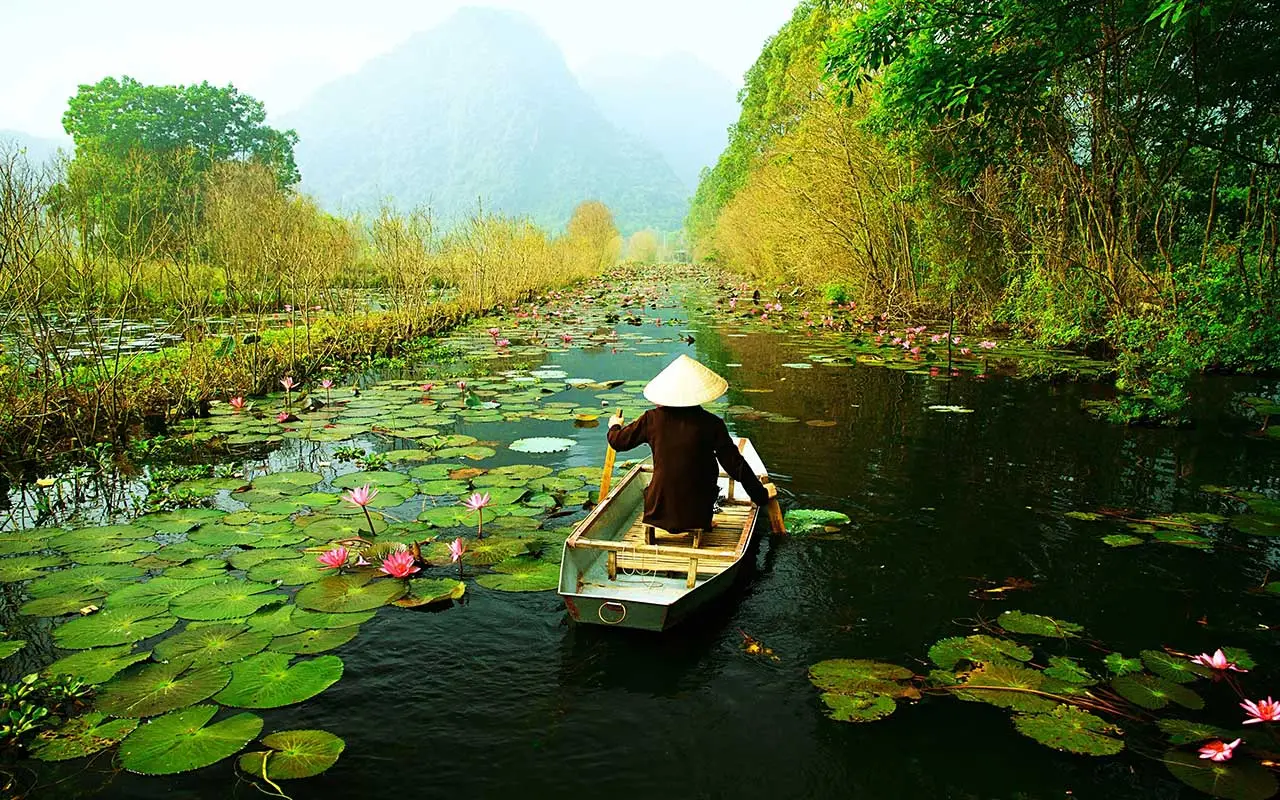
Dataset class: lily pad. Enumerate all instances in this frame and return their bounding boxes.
[250,472,324,495]
[44,645,152,684]
[818,691,897,722]
[295,572,407,612]
[170,580,286,620]
[783,509,851,535]
[0,640,26,659]
[392,579,466,608]
[332,470,411,489]
[119,705,263,775]
[1142,649,1212,683]
[1158,718,1235,745]
[1043,656,1095,685]
[269,627,359,655]
[998,610,1084,638]
[928,635,1033,670]
[1111,674,1204,710]
[97,661,232,718]
[0,554,64,582]
[809,659,915,696]
[238,729,345,780]
[954,661,1061,713]
[475,558,561,591]
[214,652,344,709]
[53,606,179,649]
[1104,653,1144,676]
[247,558,329,586]
[1012,705,1124,755]
[153,624,272,665]
[246,606,305,637]
[509,437,576,454]
[1164,750,1279,800]
[1231,515,1280,537]
[20,592,105,617]
[1102,534,1145,547]
[288,609,376,629]
[107,577,219,607]
[227,548,304,571]
[30,713,139,761]
[26,565,145,598]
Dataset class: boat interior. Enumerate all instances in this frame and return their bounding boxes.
[561,439,767,601]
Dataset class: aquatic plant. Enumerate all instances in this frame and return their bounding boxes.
[280,376,298,409]
[463,492,492,539]
[320,378,334,405]
[449,537,467,578]
[229,396,246,412]
[341,484,379,538]
[809,613,1280,799]
[316,547,349,570]
[378,549,420,579]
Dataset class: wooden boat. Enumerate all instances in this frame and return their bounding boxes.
[558,437,784,631]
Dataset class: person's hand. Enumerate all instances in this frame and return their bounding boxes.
[608,413,624,428]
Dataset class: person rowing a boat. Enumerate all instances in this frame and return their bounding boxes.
[607,355,775,542]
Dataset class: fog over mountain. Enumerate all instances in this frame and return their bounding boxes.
[0,129,71,165]
[577,51,739,191]
[283,7,689,232]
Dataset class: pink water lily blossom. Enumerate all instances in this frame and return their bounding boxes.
[496,338,510,347]
[1192,649,1247,672]
[457,380,467,390]
[276,411,291,423]
[487,327,501,337]
[978,340,997,349]
[464,492,492,512]
[379,549,420,579]
[1242,697,1280,724]
[1199,739,1241,762]
[320,379,334,389]
[342,484,378,507]
[449,537,467,563]
[561,333,573,344]
[229,396,246,411]
[280,376,298,391]
[317,547,349,569]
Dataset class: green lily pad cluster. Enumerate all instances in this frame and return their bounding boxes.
[1064,506,1228,550]
[810,610,1276,797]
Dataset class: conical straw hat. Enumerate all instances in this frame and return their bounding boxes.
[643,355,728,407]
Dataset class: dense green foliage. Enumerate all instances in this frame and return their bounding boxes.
[689,0,1280,422]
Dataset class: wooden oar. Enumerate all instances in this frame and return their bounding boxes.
[599,411,621,498]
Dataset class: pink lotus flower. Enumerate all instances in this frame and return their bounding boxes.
[449,537,467,570]
[760,312,768,321]
[229,396,246,411]
[561,333,572,343]
[931,334,945,343]
[1242,697,1280,724]
[342,484,378,507]
[276,411,291,423]
[979,340,997,349]
[728,298,737,310]
[379,549,420,579]
[464,492,491,512]
[1192,649,1247,672]
[457,380,467,390]
[496,338,510,347]
[317,547,349,569]
[284,304,293,313]
[487,327,501,337]
[280,376,298,391]
[1199,739,1241,762]
[320,379,334,390]
[961,347,972,355]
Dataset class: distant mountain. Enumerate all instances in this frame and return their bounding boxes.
[577,52,739,191]
[283,7,688,233]
[0,129,71,165]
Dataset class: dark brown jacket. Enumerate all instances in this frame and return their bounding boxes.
[607,406,769,533]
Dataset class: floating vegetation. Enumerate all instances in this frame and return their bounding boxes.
[809,608,1280,798]
[238,729,345,780]
[783,509,852,536]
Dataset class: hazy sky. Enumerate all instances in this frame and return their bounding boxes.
[0,0,799,138]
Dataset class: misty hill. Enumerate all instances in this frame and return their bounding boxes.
[0,129,71,165]
[578,52,739,191]
[283,8,688,232]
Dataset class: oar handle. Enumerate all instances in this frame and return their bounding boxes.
[600,411,622,498]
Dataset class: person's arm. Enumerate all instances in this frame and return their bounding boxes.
[606,410,649,452]
[713,419,770,506]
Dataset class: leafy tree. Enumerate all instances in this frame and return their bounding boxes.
[63,76,299,187]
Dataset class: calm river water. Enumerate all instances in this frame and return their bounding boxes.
[13,281,1280,800]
